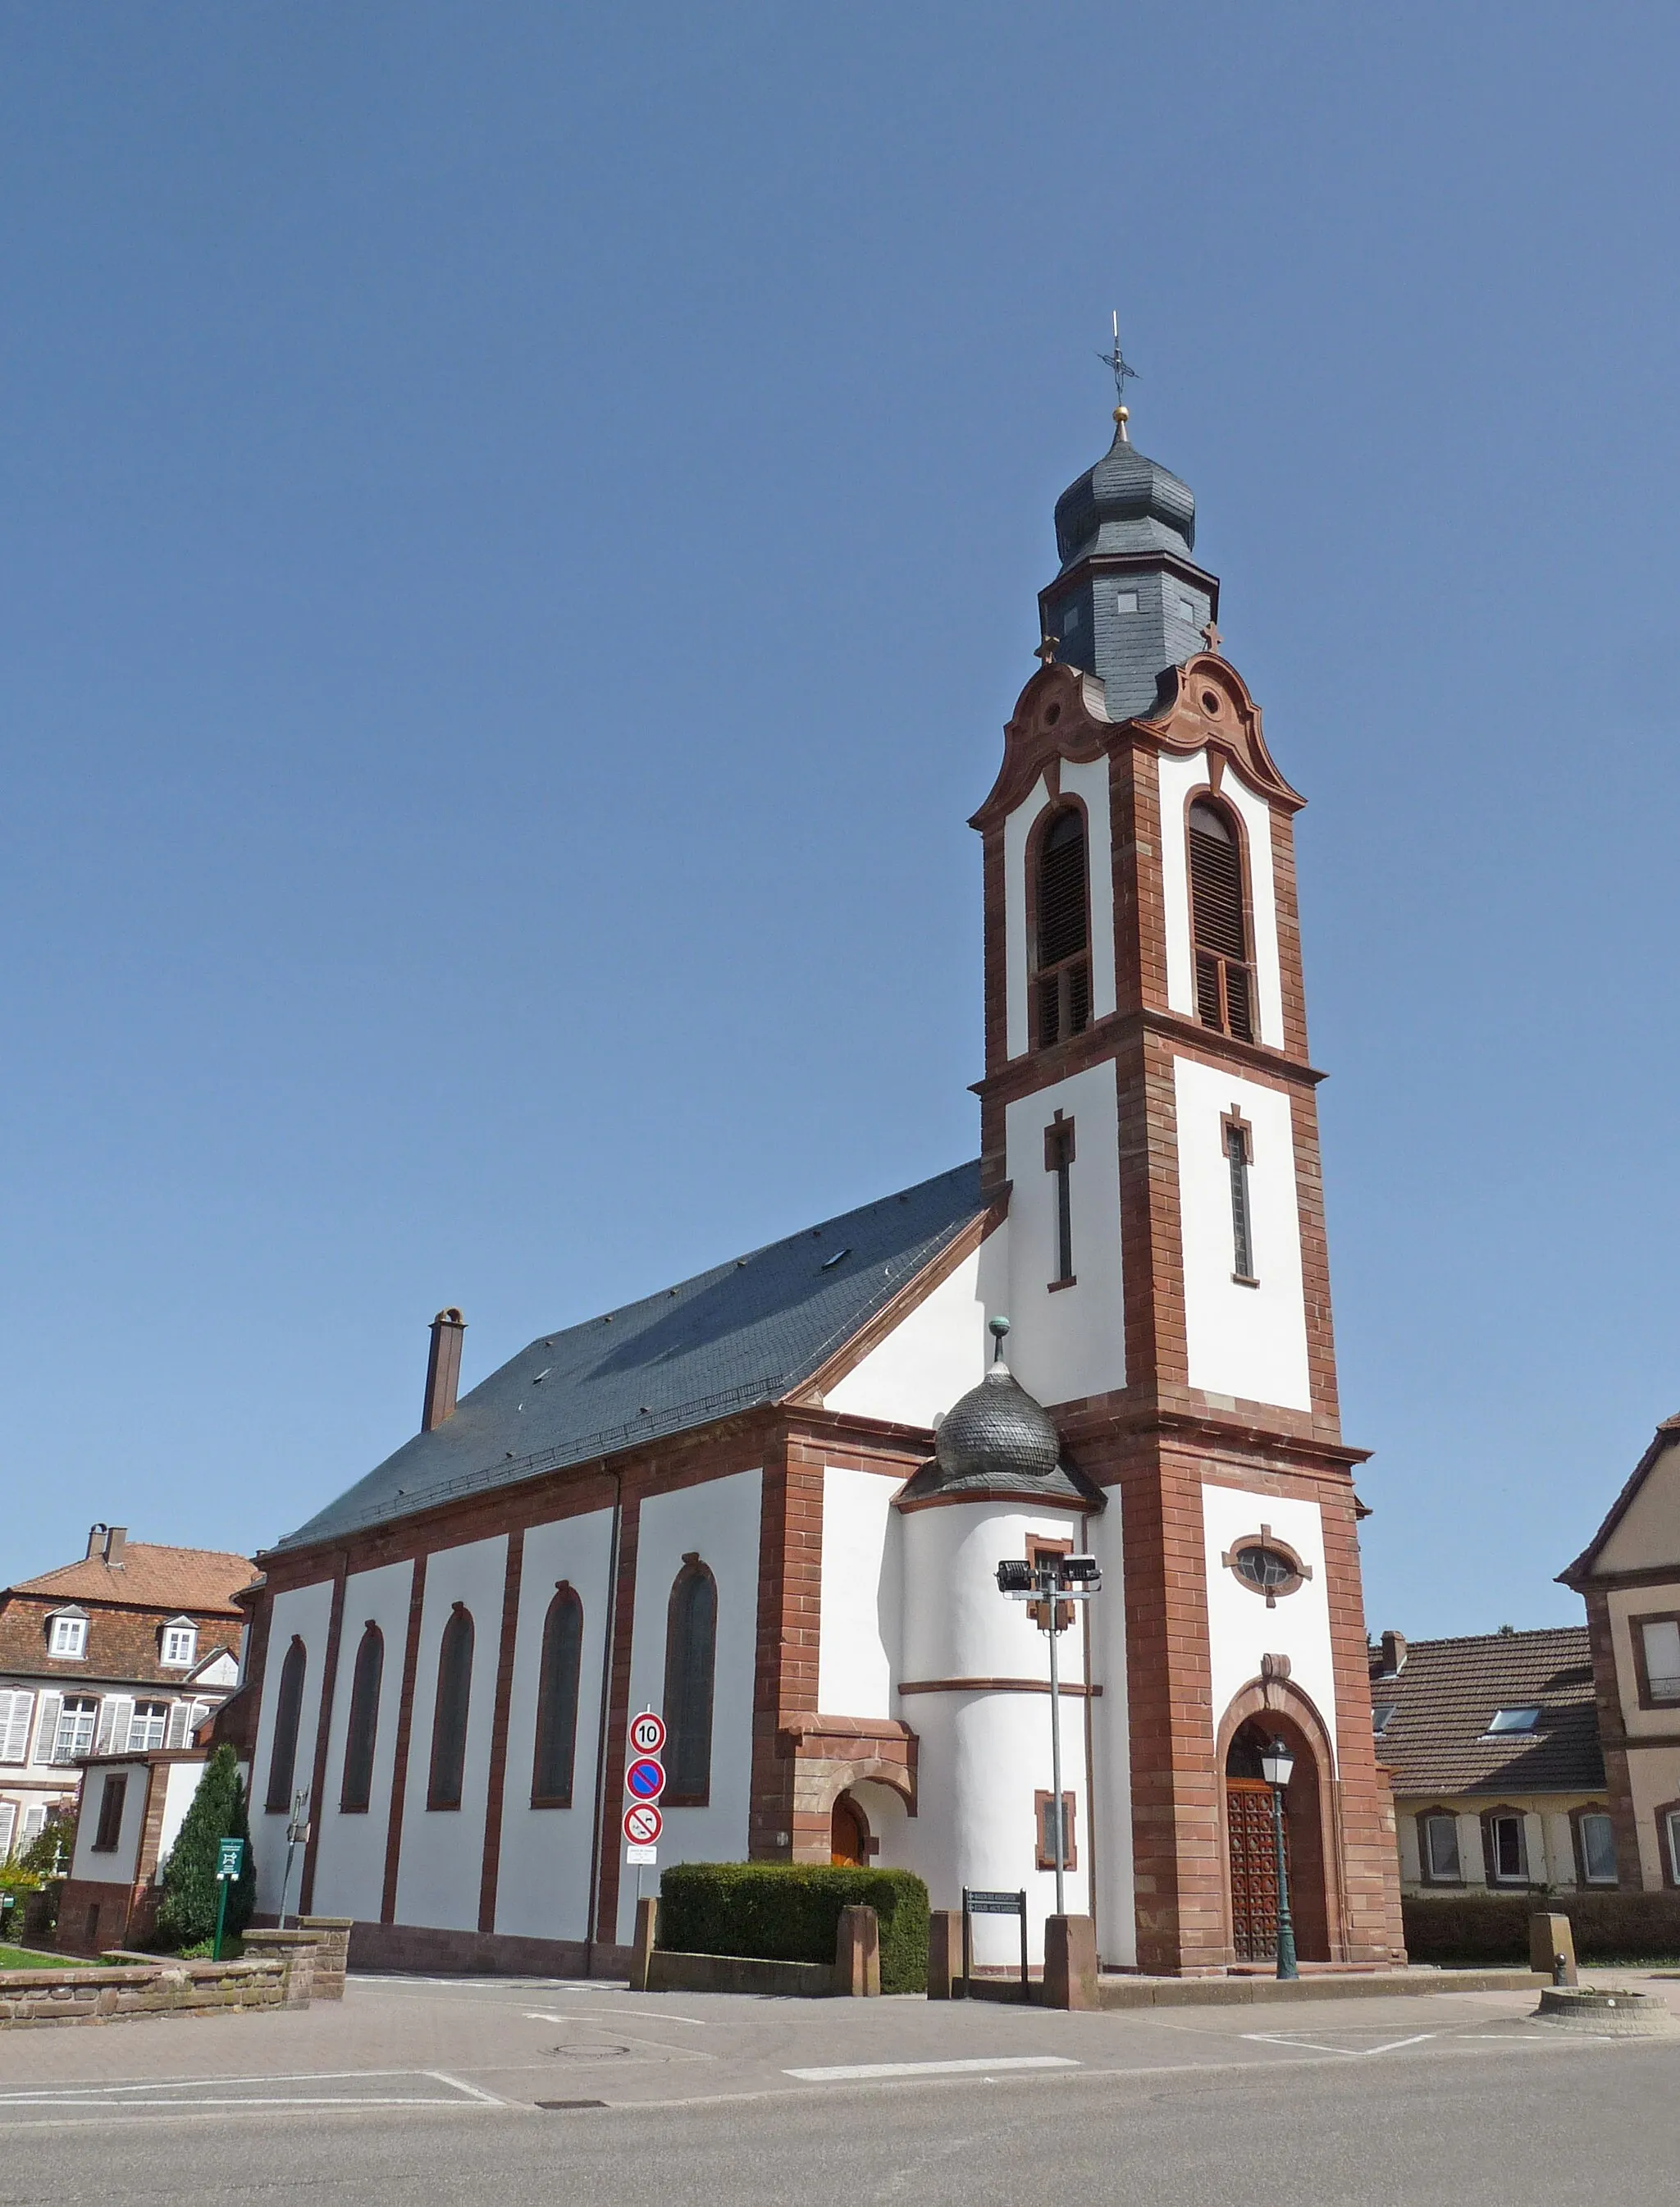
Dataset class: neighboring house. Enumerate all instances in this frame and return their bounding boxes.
[1562,1412,1680,1889]
[221,395,1404,1980]
[1370,1627,1615,1894]
[58,1746,216,1953]
[0,1525,252,1861]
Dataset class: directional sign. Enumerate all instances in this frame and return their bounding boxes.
[217,1838,246,1881]
[628,1711,667,1757]
[625,1755,666,1802]
[623,1801,663,1847]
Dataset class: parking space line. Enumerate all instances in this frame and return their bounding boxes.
[785,2056,1080,2083]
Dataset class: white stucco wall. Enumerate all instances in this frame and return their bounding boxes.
[155,1757,206,1881]
[1003,775,1051,1059]
[250,1578,336,1916]
[817,1469,904,1719]
[824,1249,988,1428]
[616,1469,762,1941]
[998,1060,1125,1408]
[71,1760,150,1885]
[1597,1439,1680,1572]
[393,1535,509,1933]
[1202,1484,1336,1766]
[308,1559,414,1925]
[495,1508,616,1940]
[1057,752,1116,1021]
[1174,1058,1311,1412]
[1155,747,1283,1044]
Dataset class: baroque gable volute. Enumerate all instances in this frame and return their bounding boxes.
[1137,652,1303,813]
[968,661,1113,830]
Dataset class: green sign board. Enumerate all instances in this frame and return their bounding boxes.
[217,1837,245,1880]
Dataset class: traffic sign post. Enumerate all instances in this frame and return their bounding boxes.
[623,1711,666,1880]
[625,1755,666,1803]
[628,1711,667,1757]
[623,1802,663,1848]
[213,1837,246,1962]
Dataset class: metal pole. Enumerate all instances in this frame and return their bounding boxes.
[212,1875,229,1963]
[1046,1574,1066,1921]
[1271,1781,1299,1981]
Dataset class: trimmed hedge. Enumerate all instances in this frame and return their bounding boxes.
[1404,1892,1680,1966]
[657,1863,929,1995]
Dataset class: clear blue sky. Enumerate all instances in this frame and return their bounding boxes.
[2,3,1673,1638]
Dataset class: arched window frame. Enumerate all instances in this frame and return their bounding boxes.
[662,1556,718,1809]
[339,1621,385,1814]
[427,1604,475,1812]
[1184,789,1256,1043]
[264,1635,308,1814]
[531,1583,584,1809]
[1028,799,1093,1052]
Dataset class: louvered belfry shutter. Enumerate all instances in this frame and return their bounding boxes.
[1188,802,1253,1041]
[1038,812,1089,966]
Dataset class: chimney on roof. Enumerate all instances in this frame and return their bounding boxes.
[1380,1629,1407,1677]
[422,1309,467,1433]
[103,1526,126,1567]
[85,1523,107,1560]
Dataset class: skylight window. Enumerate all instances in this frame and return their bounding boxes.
[1485,1706,1541,1735]
[1372,1702,1397,1734]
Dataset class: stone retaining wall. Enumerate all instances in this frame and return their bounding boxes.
[0,1958,288,2030]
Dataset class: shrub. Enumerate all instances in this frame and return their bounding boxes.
[1404,1891,1680,1967]
[657,1862,929,1995]
[154,1745,257,1951]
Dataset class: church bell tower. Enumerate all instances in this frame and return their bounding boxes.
[970,382,1404,1972]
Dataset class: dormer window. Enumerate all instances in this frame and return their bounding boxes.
[161,1620,198,1668]
[47,1611,88,1660]
[1032,807,1091,1049]
[1188,798,1254,1042]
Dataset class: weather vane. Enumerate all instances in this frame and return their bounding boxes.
[1098,310,1139,429]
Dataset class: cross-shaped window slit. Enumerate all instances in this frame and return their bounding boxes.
[1044,1112,1076,1287]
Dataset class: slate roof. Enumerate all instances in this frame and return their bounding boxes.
[275,1160,988,1553]
[7,1545,254,1616]
[1371,1628,1604,1799]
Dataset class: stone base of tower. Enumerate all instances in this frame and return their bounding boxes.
[1065,1405,1406,1976]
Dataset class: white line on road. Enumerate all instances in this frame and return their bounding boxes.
[784,2057,1080,2083]
[1241,2031,1439,2058]
[427,2072,506,2105]
[524,2009,709,2028]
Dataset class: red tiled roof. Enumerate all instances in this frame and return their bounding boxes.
[1371,1626,1603,1798]
[7,1544,255,1616]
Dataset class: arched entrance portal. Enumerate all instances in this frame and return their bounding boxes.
[1218,1700,1340,1966]
[830,1792,870,1867]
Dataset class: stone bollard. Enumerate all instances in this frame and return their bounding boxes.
[299,1918,352,2001]
[630,1896,659,1993]
[1041,1916,1099,2010]
[926,1909,963,2000]
[242,1930,318,2008]
[834,1903,881,1997]
[1529,1912,1577,1986]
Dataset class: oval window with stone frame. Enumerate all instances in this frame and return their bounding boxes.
[1221,1525,1312,1609]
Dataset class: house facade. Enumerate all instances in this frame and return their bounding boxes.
[1371,1627,1615,1894]
[0,1525,249,1862]
[1562,1413,1680,1889]
[221,400,1404,1977]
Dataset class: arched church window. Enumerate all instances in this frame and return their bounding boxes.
[663,1558,717,1807]
[532,1585,583,1807]
[339,1622,383,1814]
[264,1637,308,1813]
[427,1605,474,1811]
[1033,806,1091,1049]
[1188,798,1254,1042]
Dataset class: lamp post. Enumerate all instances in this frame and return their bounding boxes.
[1258,1735,1299,1981]
[997,1550,1101,1919]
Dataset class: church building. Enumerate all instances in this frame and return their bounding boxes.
[222,393,1405,1976]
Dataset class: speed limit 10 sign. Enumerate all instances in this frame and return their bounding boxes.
[628,1710,666,1757]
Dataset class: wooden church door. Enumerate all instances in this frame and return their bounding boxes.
[1226,1777,1288,1963]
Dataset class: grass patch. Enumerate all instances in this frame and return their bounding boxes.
[0,1946,94,1970]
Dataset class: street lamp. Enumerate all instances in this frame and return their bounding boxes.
[1258,1735,1299,1981]
[997,1548,1101,1919]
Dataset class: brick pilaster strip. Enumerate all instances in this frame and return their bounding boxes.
[477,1528,525,1934]
[299,1552,347,1917]
[380,1555,427,1926]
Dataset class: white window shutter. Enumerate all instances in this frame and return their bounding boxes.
[0,1802,15,1860]
[94,1698,130,1755]
[166,1702,189,1749]
[0,1691,33,1764]
[33,1693,62,1766]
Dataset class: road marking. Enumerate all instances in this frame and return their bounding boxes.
[1241,2031,1438,2058]
[0,2069,495,2112]
[427,2072,505,2105]
[784,2056,1080,2083]
[525,2008,709,2028]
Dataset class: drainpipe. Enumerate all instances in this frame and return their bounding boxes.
[584,1464,623,1977]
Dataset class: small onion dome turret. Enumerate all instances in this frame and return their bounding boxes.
[896,1355,1105,1511]
[1052,418,1196,573]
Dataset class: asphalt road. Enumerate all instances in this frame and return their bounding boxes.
[2,2044,1678,2205]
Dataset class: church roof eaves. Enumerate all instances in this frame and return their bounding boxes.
[270,1159,987,1554]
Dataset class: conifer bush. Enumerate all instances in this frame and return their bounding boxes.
[153,1744,256,1951]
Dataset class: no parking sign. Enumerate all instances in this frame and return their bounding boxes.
[623,1710,666,1866]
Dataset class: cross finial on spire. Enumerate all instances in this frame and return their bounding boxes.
[1098,310,1139,438]
[1034,631,1059,665]
[1200,619,1223,656]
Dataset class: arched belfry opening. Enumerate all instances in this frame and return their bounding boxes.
[1032,805,1091,1048]
[1188,796,1253,1041]
[1220,1707,1337,1966]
